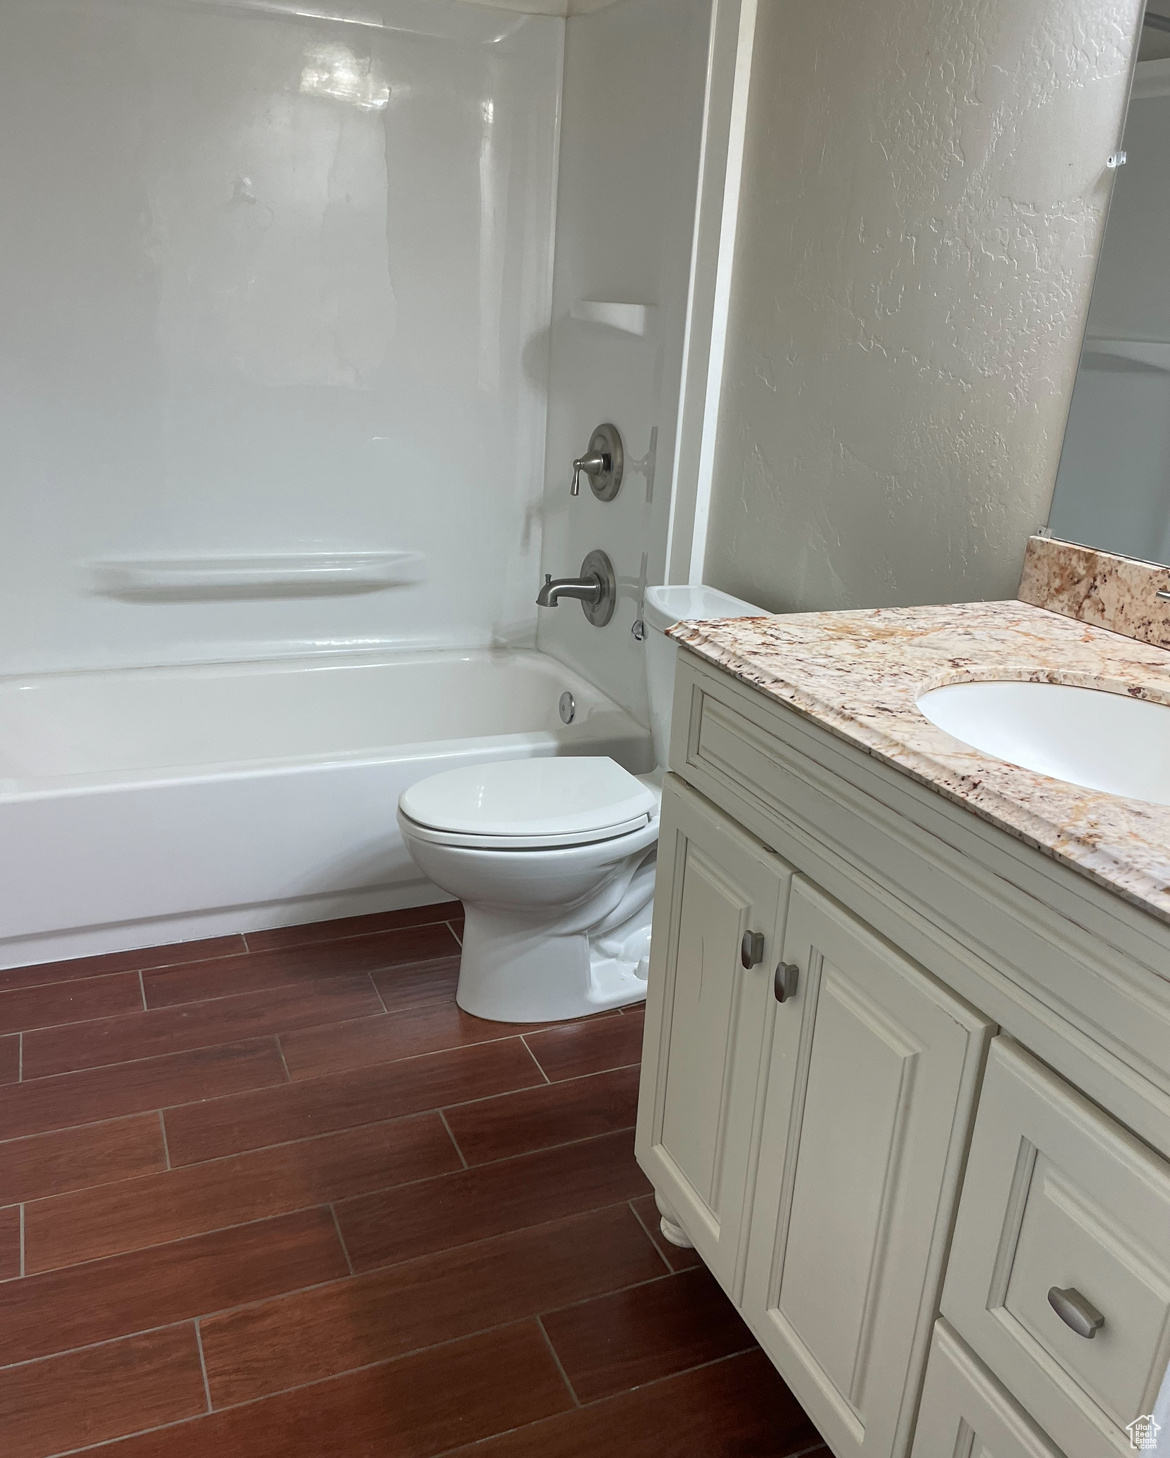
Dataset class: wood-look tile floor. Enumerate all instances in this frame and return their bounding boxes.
[0,905,826,1458]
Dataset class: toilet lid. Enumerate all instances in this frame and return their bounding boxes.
[398,757,657,848]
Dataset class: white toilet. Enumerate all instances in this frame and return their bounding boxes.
[397,584,762,1022]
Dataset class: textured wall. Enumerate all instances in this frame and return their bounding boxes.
[703,0,1143,612]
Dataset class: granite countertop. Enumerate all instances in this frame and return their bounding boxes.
[670,600,1170,924]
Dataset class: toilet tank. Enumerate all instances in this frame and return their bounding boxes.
[643,584,763,771]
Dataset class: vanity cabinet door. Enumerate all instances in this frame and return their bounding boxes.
[635,775,792,1296]
[742,878,993,1458]
[911,1321,1066,1458]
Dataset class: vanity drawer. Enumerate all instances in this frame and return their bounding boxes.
[943,1038,1170,1457]
[912,1321,1065,1458]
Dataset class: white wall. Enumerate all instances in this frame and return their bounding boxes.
[701,0,1141,613]
[536,0,715,721]
[0,0,562,673]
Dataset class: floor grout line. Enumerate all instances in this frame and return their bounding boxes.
[137,969,147,1012]
[2,1054,642,1173]
[5,992,630,1092]
[627,1197,674,1274]
[17,1030,22,1083]
[368,970,390,1016]
[417,1349,807,1458]
[535,1313,581,1408]
[192,1318,213,1413]
[18,1203,25,1277]
[329,1203,355,1276]
[12,976,521,1082]
[157,1109,172,1171]
[17,1122,644,1277]
[0,1253,686,1384]
[33,1343,822,1458]
[0,1036,641,1167]
[42,1296,754,1458]
[519,1034,552,1085]
[437,1107,468,1170]
[0,1196,676,1368]
[0,944,248,999]
[446,918,463,947]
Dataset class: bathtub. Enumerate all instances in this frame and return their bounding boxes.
[0,649,653,970]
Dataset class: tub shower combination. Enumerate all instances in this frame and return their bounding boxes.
[0,649,651,970]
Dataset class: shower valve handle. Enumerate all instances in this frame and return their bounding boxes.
[571,451,609,496]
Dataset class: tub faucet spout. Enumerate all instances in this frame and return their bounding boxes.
[537,572,602,607]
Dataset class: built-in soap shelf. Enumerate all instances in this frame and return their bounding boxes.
[570,300,658,338]
[90,551,426,602]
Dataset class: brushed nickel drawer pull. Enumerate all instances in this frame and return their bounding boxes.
[774,962,799,1003]
[740,931,765,969]
[1047,1286,1105,1339]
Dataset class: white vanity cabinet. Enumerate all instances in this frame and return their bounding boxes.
[636,650,1170,1458]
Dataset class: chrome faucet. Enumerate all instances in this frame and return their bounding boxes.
[537,571,602,607]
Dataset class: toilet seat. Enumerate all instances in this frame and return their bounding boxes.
[398,756,656,850]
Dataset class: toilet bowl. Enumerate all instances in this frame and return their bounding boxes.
[398,584,763,1022]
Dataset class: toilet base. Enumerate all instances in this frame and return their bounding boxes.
[455,863,654,1024]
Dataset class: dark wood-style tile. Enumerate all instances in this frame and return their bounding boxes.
[143,924,461,1010]
[22,977,384,1079]
[0,1206,19,1280]
[369,953,461,1011]
[629,1192,704,1271]
[336,1130,652,1272]
[84,1322,572,1458]
[0,1039,288,1142]
[542,1266,756,1402]
[0,1033,18,1085]
[525,1006,645,1081]
[279,1000,540,1082]
[445,1065,640,1165]
[0,1324,207,1458]
[0,1208,348,1366]
[26,1113,460,1273]
[243,901,462,954]
[0,936,247,992]
[0,972,143,1036]
[163,1039,543,1165]
[440,1349,822,1458]
[0,1113,166,1206]
[201,1203,664,1407]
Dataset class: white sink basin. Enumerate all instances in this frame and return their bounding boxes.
[916,680,1170,806]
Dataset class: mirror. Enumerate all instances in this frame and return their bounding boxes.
[1047,1,1170,566]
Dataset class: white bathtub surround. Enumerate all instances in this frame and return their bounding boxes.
[0,649,650,971]
[0,0,561,675]
[399,758,658,1020]
[396,584,760,1021]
